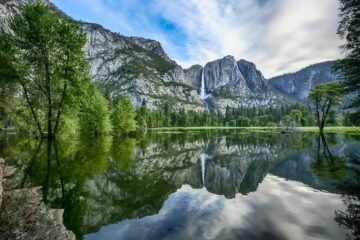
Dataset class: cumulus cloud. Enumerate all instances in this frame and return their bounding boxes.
[51,0,343,77]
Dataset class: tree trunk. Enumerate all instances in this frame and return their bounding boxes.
[45,56,53,139]
[21,83,43,137]
[53,83,67,137]
[0,158,4,209]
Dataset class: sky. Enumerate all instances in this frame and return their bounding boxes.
[51,0,344,78]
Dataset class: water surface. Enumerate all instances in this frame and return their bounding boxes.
[1,130,359,240]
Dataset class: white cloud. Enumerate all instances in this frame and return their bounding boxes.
[52,0,344,78]
[153,0,343,77]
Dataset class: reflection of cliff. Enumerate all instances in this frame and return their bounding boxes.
[5,132,358,239]
[82,141,204,235]
[202,138,286,198]
[81,135,294,234]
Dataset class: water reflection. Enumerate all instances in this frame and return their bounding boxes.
[86,176,345,240]
[0,130,359,240]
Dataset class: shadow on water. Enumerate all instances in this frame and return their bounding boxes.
[0,130,359,239]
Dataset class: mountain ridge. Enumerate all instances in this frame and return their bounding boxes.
[0,0,341,112]
[268,61,339,102]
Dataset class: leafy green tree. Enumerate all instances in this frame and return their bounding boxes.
[0,2,88,138]
[79,85,112,135]
[334,0,360,124]
[256,115,271,126]
[238,117,250,127]
[326,110,339,126]
[308,82,343,132]
[136,99,148,129]
[342,112,353,126]
[111,97,137,134]
[304,114,315,126]
[290,110,303,126]
[0,35,18,129]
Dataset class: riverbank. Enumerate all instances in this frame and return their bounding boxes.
[149,126,360,134]
[0,158,75,240]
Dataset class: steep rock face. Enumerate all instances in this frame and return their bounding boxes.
[268,61,339,102]
[129,36,174,63]
[237,59,267,92]
[184,65,203,93]
[204,56,247,92]
[190,56,286,113]
[0,0,205,112]
[80,22,204,110]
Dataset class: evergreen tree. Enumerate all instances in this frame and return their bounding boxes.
[334,0,360,124]
[136,99,148,129]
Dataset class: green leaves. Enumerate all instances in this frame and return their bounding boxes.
[308,82,343,131]
[335,0,360,124]
[2,2,92,136]
[111,97,137,134]
[308,82,343,104]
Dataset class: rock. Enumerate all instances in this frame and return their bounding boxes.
[268,61,339,102]
[204,55,247,91]
[237,59,267,92]
[184,65,203,94]
[194,55,287,113]
[0,187,75,240]
[0,159,75,240]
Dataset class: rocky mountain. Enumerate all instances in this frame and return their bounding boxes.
[0,0,291,113]
[268,61,340,102]
[1,0,341,113]
[0,0,205,111]
[185,56,287,112]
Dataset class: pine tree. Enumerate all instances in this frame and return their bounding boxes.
[334,0,360,124]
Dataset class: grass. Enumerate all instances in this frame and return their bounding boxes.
[297,126,360,134]
[148,126,360,134]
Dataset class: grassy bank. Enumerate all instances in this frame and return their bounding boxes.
[149,126,360,134]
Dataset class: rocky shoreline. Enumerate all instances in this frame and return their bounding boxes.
[0,158,75,240]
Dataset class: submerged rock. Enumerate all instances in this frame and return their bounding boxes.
[0,160,75,240]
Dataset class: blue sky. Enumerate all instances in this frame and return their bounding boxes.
[51,0,343,78]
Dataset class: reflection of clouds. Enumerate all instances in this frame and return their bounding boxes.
[85,175,347,240]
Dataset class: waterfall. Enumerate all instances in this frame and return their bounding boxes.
[199,69,212,112]
[200,69,207,100]
[200,153,207,187]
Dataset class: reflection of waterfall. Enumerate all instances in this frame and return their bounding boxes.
[200,153,207,187]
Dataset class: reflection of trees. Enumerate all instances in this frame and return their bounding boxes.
[4,131,357,239]
[335,176,360,240]
[111,137,136,170]
[311,133,346,181]
[7,135,112,239]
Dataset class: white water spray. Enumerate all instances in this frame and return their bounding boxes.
[200,69,209,100]
[200,153,207,187]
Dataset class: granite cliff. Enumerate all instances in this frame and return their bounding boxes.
[0,0,341,113]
